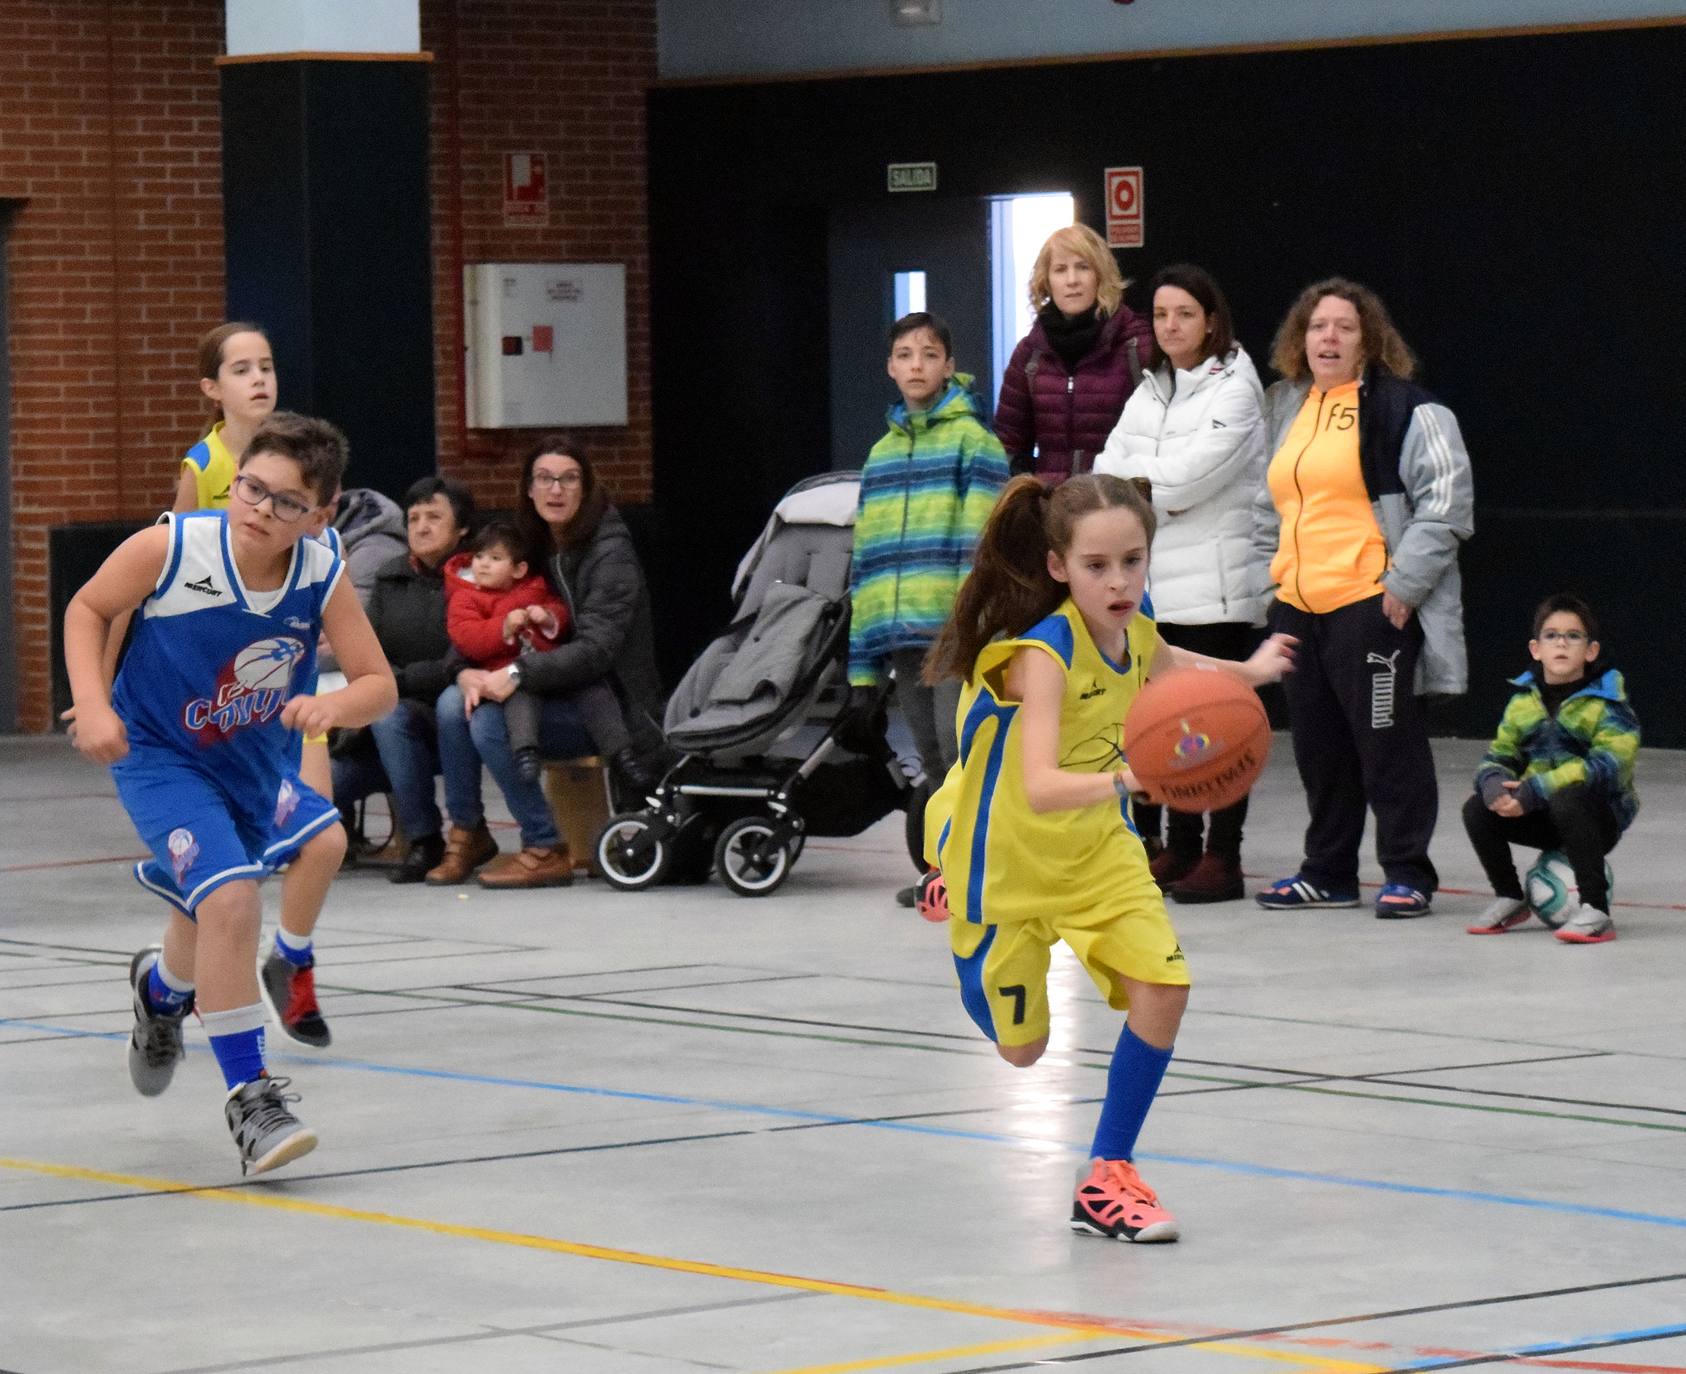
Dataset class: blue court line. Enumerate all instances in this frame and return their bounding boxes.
[1394,1319,1686,1368]
[9,1014,1686,1233]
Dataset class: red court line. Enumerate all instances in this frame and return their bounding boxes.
[0,854,147,874]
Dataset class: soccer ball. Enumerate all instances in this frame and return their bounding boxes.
[1524,850,1613,928]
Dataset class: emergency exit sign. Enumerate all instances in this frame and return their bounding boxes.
[888,162,938,193]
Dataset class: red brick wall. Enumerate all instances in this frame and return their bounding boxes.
[423,0,656,516]
[1,0,227,730]
[2,0,657,731]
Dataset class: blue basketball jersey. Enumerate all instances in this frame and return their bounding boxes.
[112,510,343,815]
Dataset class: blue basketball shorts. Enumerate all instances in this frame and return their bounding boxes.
[113,750,340,918]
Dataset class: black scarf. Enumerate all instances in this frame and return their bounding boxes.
[1039,304,1102,372]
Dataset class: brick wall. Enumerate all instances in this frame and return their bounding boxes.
[423,0,656,516]
[1,0,226,731]
[2,0,657,731]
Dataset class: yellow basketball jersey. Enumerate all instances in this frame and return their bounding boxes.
[181,421,236,510]
[925,598,1159,927]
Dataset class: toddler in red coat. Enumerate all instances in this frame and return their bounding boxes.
[444,523,630,782]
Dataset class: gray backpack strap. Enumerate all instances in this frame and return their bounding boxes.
[1023,350,1040,388]
[1126,335,1144,390]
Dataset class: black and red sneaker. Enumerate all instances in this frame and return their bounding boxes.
[260,941,331,1048]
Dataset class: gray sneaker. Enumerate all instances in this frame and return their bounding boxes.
[224,1076,318,1176]
[1465,897,1531,935]
[128,945,191,1097]
[1554,902,1616,945]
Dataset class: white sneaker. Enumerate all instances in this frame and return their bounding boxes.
[1554,902,1616,945]
[1466,897,1531,935]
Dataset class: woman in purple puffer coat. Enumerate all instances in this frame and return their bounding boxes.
[994,223,1154,484]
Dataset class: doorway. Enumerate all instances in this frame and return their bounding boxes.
[826,197,992,469]
[826,192,1075,470]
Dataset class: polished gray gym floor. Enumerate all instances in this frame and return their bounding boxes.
[4,733,1683,1374]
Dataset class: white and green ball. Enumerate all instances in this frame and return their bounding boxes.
[1524,850,1614,928]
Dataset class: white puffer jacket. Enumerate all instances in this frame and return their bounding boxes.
[1094,344,1268,626]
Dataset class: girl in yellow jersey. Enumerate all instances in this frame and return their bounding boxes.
[922,473,1293,1242]
[175,323,277,513]
[175,324,345,1048]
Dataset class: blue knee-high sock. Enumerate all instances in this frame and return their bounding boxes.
[144,955,194,1014]
[1090,1023,1173,1162]
[202,1005,268,1091]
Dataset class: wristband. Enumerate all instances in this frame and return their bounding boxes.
[1112,771,1129,798]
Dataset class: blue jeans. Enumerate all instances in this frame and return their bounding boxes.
[371,699,443,840]
[436,684,593,849]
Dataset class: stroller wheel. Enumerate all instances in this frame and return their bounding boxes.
[713,816,792,898]
[595,812,673,891]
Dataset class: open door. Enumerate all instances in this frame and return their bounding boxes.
[826,198,993,469]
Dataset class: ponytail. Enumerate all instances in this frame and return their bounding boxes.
[924,472,1156,684]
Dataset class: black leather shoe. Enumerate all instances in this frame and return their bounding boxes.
[389,834,446,884]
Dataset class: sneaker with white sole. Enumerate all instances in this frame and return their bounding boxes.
[224,1076,318,1176]
[1070,1158,1179,1243]
[1255,875,1361,910]
[127,944,191,1097]
[1466,897,1531,935]
[1554,902,1616,945]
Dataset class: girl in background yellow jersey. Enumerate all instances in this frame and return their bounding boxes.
[922,473,1293,1242]
[174,322,277,514]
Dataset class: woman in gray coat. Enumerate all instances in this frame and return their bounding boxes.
[1251,278,1473,919]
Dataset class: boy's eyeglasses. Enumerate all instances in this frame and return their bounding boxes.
[530,471,583,490]
[232,474,314,523]
[1538,630,1588,645]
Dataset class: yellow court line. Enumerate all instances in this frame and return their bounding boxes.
[764,1329,1115,1374]
[2,1155,1388,1374]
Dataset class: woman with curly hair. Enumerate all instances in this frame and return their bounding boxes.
[1251,279,1474,919]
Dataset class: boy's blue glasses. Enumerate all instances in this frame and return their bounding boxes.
[232,474,314,523]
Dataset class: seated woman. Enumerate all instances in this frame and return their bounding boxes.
[428,434,664,890]
[331,476,477,883]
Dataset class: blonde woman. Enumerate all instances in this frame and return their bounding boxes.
[994,224,1152,484]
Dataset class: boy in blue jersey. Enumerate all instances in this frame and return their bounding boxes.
[64,413,397,1176]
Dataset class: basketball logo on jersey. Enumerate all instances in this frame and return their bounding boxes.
[275,777,300,829]
[182,635,305,742]
[167,827,200,886]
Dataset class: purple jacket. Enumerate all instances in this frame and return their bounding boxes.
[994,307,1154,483]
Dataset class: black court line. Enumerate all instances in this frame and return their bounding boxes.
[934,1273,1686,1373]
[148,1293,817,1374]
[1355,1072,1686,1119]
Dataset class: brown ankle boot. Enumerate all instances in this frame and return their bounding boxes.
[477,845,574,889]
[1148,845,1198,890]
[1169,851,1245,904]
[424,823,500,885]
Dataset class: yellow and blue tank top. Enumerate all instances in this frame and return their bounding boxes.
[182,422,237,510]
[924,597,1159,926]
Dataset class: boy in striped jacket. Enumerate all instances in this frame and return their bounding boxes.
[848,313,1010,830]
[1463,593,1639,944]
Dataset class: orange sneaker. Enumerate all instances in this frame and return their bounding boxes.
[915,869,949,923]
[1071,1158,1179,1243]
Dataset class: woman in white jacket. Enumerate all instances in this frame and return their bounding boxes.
[1095,264,1268,902]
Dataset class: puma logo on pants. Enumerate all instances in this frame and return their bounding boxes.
[1367,649,1401,730]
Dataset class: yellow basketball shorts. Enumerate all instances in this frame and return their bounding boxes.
[948,873,1189,1047]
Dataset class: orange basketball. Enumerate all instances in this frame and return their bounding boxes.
[1123,666,1271,813]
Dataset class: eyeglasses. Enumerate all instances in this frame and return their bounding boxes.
[1538,630,1589,645]
[530,471,583,490]
[232,473,314,523]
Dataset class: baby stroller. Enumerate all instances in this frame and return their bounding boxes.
[594,471,926,896]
